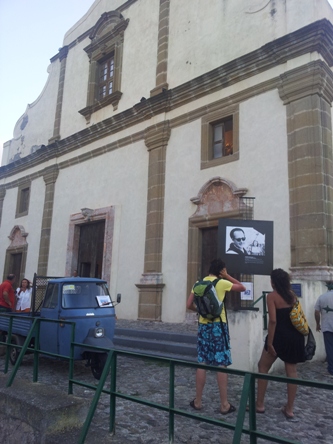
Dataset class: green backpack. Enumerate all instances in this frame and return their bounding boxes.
[193,278,223,321]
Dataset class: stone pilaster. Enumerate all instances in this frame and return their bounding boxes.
[0,186,6,227]
[37,165,59,275]
[150,0,170,97]
[278,60,333,280]
[49,46,68,143]
[136,121,170,320]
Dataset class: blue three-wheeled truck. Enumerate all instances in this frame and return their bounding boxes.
[0,274,121,379]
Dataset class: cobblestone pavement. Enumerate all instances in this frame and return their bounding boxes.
[1,319,333,443]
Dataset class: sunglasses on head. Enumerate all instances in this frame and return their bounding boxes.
[235,237,245,241]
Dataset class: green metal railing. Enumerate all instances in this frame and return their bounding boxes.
[76,349,333,444]
[0,314,77,390]
[1,313,333,444]
[252,291,270,330]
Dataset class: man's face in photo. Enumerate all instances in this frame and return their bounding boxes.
[232,230,246,250]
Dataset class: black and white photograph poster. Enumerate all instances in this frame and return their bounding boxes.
[218,219,273,275]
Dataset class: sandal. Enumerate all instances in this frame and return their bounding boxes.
[246,405,265,414]
[281,406,294,420]
[221,403,236,415]
[190,399,202,411]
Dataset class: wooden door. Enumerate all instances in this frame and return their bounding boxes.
[78,221,105,278]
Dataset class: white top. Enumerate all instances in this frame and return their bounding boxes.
[314,290,333,333]
[15,287,32,311]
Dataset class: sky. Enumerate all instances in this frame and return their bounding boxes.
[0,0,95,161]
[0,0,333,163]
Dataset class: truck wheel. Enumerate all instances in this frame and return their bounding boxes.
[9,335,24,365]
[91,353,107,380]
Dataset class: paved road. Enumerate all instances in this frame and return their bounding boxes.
[1,320,333,443]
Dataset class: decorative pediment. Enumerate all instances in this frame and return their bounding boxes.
[190,177,248,218]
[84,11,129,58]
[8,225,28,247]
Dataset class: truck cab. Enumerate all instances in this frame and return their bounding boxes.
[40,277,120,379]
[1,276,120,379]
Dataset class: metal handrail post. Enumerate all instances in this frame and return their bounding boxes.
[78,350,113,444]
[248,373,257,444]
[68,322,76,395]
[33,319,41,382]
[4,315,14,374]
[233,372,254,444]
[109,350,117,434]
[6,318,39,387]
[262,292,268,330]
[168,361,175,443]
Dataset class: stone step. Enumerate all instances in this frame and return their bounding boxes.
[0,373,89,442]
[113,328,197,361]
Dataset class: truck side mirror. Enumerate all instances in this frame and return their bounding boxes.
[116,293,121,303]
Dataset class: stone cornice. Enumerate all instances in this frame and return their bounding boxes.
[1,19,333,179]
[58,46,69,62]
[43,165,59,185]
[144,120,171,151]
[290,266,333,281]
[278,60,333,104]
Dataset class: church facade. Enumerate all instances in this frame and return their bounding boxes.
[1,0,333,370]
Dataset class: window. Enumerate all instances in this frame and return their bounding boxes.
[201,104,239,169]
[16,183,31,217]
[212,117,233,158]
[98,55,115,100]
[43,284,59,309]
[79,11,129,122]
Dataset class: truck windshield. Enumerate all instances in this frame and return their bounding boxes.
[62,282,111,309]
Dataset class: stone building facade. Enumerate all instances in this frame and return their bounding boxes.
[1,0,333,370]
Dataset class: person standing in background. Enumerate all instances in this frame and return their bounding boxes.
[15,278,32,312]
[0,274,16,312]
[315,282,333,377]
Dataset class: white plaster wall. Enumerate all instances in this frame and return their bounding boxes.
[162,88,290,323]
[167,0,333,88]
[21,177,45,280]
[59,39,91,138]
[60,0,159,136]
[47,139,148,319]
[0,177,47,281]
[228,310,264,372]
[114,0,159,113]
[240,90,291,269]
[3,62,60,165]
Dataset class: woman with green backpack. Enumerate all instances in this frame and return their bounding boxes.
[186,258,245,415]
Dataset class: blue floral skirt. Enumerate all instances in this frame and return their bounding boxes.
[197,322,232,366]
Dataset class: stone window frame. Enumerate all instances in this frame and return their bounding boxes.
[79,11,129,121]
[15,182,31,218]
[3,225,28,282]
[201,104,239,169]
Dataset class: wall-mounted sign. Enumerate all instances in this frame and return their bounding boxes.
[241,282,254,300]
[218,219,273,275]
[291,283,302,298]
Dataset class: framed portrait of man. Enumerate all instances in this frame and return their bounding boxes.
[218,219,273,275]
